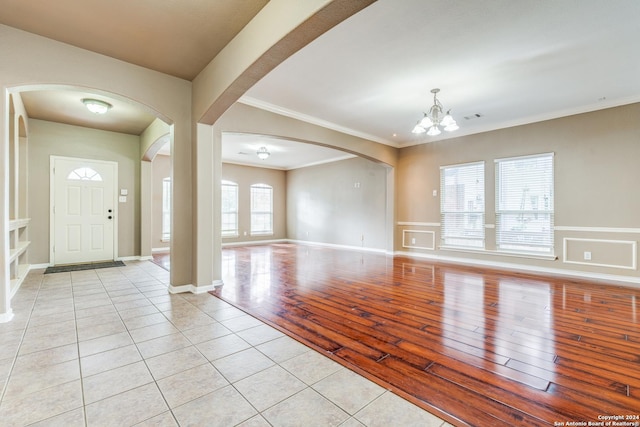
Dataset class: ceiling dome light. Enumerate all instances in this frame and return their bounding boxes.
[256,146,270,160]
[82,98,112,114]
[411,88,458,135]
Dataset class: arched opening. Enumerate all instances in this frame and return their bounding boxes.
[8,85,174,269]
[186,101,397,292]
[143,132,172,269]
[219,131,393,253]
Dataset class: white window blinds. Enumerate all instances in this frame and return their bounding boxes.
[495,153,554,254]
[250,183,273,235]
[221,180,238,237]
[162,177,171,241]
[440,161,485,249]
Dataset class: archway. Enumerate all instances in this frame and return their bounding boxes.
[7,85,174,270]
[142,131,172,267]
[188,101,398,291]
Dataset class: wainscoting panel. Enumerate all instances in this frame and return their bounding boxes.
[402,230,435,250]
[563,237,637,270]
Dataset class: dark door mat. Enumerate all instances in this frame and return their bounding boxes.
[44,260,125,274]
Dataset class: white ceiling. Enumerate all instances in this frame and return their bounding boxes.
[5,0,640,166]
[220,133,356,171]
[243,0,640,147]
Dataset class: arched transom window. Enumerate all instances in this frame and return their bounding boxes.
[67,167,103,181]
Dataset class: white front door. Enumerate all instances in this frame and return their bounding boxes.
[51,157,117,265]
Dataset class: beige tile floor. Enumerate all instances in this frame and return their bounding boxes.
[0,261,451,427]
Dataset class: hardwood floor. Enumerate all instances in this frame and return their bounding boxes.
[152,252,171,270]
[165,244,640,426]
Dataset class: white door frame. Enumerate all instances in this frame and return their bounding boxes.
[49,156,119,265]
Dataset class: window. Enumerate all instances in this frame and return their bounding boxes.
[250,183,273,235]
[67,167,102,181]
[495,153,554,254]
[162,177,171,241]
[440,161,485,248]
[221,180,238,237]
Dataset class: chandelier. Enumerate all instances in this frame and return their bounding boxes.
[256,146,270,160]
[411,88,458,136]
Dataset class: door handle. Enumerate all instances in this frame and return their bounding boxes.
[108,216,113,220]
[108,209,113,213]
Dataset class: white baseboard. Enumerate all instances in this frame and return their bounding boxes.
[29,263,51,269]
[116,256,140,261]
[152,247,170,254]
[395,250,640,288]
[289,239,388,254]
[222,239,288,247]
[0,309,14,323]
[116,256,152,262]
[168,280,223,295]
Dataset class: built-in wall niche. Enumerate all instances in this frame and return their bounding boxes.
[9,219,30,296]
[6,94,31,299]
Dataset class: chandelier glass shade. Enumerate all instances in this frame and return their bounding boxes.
[412,88,458,135]
[257,146,270,160]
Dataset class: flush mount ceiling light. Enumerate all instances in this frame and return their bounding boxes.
[411,88,459,136]
[82,98,112,114]
[256,146,270,160]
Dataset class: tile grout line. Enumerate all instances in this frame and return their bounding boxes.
[129,265,187,427]
[0,271,45,404]
[72,271,90,427]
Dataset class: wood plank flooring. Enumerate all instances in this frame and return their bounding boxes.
[202,243,638,426]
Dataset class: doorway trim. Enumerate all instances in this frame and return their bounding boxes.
[49,155,119,265]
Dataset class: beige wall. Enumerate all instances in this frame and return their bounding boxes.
[152,154,171,250]
[287,157,388,250]
[28,119,141,263]
[221,163,287,243]
[396,103,640,279]
[0,23,193,291]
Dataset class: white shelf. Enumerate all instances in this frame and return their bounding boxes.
[9,218,30,231]
[10,264,29,297]
[9,241,30,263]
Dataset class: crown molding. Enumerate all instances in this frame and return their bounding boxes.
[239,96,398,147]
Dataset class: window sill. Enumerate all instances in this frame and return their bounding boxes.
[250,233,274,237]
